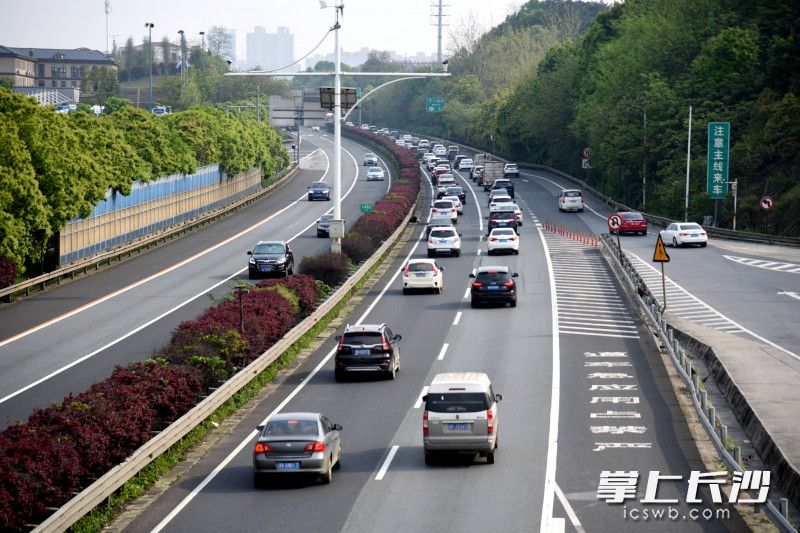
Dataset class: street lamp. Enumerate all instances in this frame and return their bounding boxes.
[145,22,154,112]
[199,31,205,51]
[177,29,186,82]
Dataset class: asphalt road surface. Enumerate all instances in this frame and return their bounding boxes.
[122,158,747,532]
[0,130,394,426]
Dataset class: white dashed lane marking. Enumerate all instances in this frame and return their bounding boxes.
[723,255,800,273]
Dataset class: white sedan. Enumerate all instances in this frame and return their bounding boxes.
[441,195,463,215]
[367,166,385,181]
[487,228,519,255]
[402,259,445,294]
[491,201,523,225]
[660,222,708,247]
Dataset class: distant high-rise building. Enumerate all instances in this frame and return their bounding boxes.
[246,26,295,71]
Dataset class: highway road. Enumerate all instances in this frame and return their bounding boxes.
[123,156,746,532]
[0,130,393,427]
[517,168,800,363]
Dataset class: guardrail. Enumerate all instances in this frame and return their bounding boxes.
[0,163,300,303]
[394,128,800,248]
[599,233,796,532]
[34,188,419,533]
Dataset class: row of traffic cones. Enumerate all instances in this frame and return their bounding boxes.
[541,219,597,246]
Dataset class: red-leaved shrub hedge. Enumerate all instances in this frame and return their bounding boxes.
[0,361,201,531]
[0,257,16,289]
[299,252,350,287]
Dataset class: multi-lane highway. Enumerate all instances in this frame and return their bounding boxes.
[0,130,394,426]
[119,152,748,532]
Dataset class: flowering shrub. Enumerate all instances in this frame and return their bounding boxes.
[0,361,201,531]
[0,257,16,288]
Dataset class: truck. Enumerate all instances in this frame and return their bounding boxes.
[482,161,505,191]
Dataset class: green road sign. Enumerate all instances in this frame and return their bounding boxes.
[359,203,374,214]
[426,97,445,113]
[707,122,730,200]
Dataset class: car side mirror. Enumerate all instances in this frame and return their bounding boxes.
[394,334,402,341]
[512,273,519,278]
[247,251,253,255]
[422,395,428,402]
[468,273,476,278]
[256,424,265,432]
[439,266,445,271]
[333,423,343,431]
[458,233,463,237]
[335,335,342,341]
[495,394,503,402]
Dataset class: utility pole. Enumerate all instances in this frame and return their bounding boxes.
[684,103,692,222]
[642,108,646,211]
[332,5,343,253]
[104,0,112,54]
[431,0,448,67]
[145,22,154,112]
[256,84,260,121]
[178,30,187,84]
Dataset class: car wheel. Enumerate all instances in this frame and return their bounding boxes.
[510,299,517,308]
[334,369,345,382]
[424,451,436,466]
[387,362,396,380]
[454,250,460,257]
[427,251,434,258]
[672,237,679,248]
[471,299,479,309]
[333,452,342,470]
[486,451,495,465]
[321,460,333,484]
[514,249,519,255]
[700,243,707,247]
[402,288,409,295]
[253,473,266,488]
[579,208,584,213]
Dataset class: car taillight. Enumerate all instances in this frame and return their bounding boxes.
[472,282,482,287]
[337,335,344,350]
[423,410,429,436]
[254,442,272,454]
[428,237,434,244]
[487,409,494,435]
[680,232,688,236]
[431,266,439,275]
[510,236,517,241]
[403,266,410,276]
[381,335,391,350]
[304,441,325,452]
[451,209,456,213]
[503,281,514,287]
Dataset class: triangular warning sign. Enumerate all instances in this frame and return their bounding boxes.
[653,234,670,263]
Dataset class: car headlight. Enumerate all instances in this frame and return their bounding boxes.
[276,257,287,264]
[249,258,256,265]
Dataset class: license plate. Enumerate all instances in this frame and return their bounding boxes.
[260,266,272,272]
[276,462,300,470]
[354,348,371,356]
[499,239,508,243]
[498,222,507,226]
[438,240,449,244]
[415,272,426,277]
[487,285,500,290]
[448,423,469,431]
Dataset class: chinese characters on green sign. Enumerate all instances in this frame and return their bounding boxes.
[426,97,445,113]
[706,122,730,200]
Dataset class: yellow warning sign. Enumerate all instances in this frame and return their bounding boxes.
[653,234,670,263]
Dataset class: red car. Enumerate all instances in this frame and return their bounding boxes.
[608,211,648,235]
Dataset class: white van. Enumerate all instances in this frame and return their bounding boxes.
[558,189,584,212]
[422,372,502,465]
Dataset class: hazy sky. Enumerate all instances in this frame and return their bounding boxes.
[1,0,531,63]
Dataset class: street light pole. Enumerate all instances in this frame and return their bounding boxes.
[684,103,692,222]
[145,22,154,112]
[177,29,186,84]
[332,4,343,253]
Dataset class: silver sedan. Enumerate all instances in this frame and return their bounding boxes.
[253,412,342,485]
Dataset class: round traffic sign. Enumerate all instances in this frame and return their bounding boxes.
[608,214,621,229]
[582,147,590,159]
[760,195,774,211]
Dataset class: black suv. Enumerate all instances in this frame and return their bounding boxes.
[492,179,514,198]
[335,324,402,381]
[307,181,331,201]
[247,241,294,278]
[316,214,334,237]
[469,266,519,308]
[488,210,519,234]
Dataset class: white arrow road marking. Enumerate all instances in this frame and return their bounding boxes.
[778,291,800,300]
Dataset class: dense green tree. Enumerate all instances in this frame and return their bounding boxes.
[80,67,119,105]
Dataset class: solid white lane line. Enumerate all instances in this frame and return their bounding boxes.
[555,482,586,533]
[414,386,429,409]
[453,312,462,326]
[464,287,471,299]
[375,445,399,481]
[153,164,437,531]
[538,204,561,533]
[437,343,449,361]
[453,169,483,232]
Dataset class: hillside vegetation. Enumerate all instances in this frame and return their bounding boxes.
[371,0,800,235]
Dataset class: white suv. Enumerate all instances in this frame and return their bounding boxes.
[427,227,462,257]
[558,189,584,212]
[458,158,474,171]
[431,199,458,224]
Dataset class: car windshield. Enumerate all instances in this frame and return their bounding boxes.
[442,196,459,204]
[446,187,463,195]
[434,201,453,209]
[491,229,516,237]
[622,213,644,220]
[342,332,382,345]
[475,271,512,284]
[364,153,375,158]
[310,183,327,189]
[253,243,284,254]
[564,191,581,198]
[430,229,456,238]
[425,393,489,413]
[489,211,515,220]
[408,262,435,272]
[319,215,334,222]
[680,223,703,230]
[369,167,381,172]
[263,419,319,437]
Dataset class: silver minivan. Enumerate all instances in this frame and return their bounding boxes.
[422,372,502,465]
